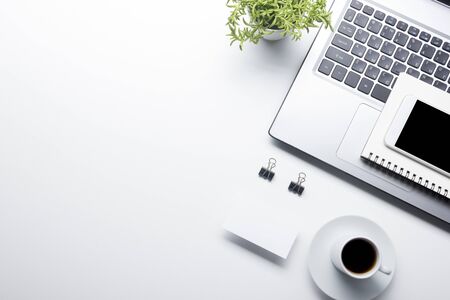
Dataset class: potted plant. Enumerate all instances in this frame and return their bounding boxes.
[227,0,332,50]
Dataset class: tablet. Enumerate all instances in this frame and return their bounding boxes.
[385,96,450,178]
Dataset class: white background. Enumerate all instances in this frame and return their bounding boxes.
[1,0,450,299]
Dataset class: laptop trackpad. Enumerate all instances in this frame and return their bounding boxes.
[337,104,411,191]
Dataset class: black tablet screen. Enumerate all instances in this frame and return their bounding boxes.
[436,0,450,6]
[395,100,450,173]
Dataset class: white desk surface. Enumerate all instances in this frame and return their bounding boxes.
[1,1,450,299]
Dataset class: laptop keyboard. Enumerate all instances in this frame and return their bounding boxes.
[317,0,450,103]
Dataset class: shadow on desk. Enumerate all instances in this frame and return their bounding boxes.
[306,274,333,300]
[270,139,450,234]
[233,37,307,78]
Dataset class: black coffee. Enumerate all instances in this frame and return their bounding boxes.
[341,238,377,274]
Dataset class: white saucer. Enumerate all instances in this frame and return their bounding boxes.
[308,216,395,300]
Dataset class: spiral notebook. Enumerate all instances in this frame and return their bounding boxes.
[361,74,450,199]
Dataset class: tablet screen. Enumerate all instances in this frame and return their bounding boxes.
[435,0,450,6]
[395,100,450,173]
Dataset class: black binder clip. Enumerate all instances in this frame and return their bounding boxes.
[259,158,276,181]
[288,172,306,196]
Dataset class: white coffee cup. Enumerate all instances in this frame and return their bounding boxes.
[331,235,392,279]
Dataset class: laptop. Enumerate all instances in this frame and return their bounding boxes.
[269,0,450,223]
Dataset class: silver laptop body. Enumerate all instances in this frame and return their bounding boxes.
[270,0,450,223]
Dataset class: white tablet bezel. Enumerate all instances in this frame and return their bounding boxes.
[385,95,450,178]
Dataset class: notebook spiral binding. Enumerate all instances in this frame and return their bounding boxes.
[363,152,449,199]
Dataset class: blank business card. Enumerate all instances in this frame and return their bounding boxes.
[223,201,298,259]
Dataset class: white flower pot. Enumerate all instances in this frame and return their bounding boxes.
[262,29,286,41]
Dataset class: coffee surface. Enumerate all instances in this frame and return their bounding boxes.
[341,238,377,274]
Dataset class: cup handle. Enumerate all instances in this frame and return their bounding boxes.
[379,265,392,275]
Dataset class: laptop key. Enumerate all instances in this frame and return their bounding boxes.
[393,32,409,46]
[364,49,380,64]
[420,44,436,59]
[420,74,433,84]
[350,0,363,10]
[354,29,370,43]
[406,38,422,53]
[378,71,394,86]
[407,26,419,37]
[434,50,449,65]
[325,46,354,67]
[368,35,382,49]
[431,37,443,47]
[380,25,395,40]
[385,16,396,26]
[362,5,374,16]
[332,34,353,51]
[354,13,369,28]
[371,84,391,102]
[365,65,380,79]
[433,80,447,91]
[358,77,374,94]
[381,41,396,56]
[338,21,356,37]
[351,43,366,57]
[374,10,385,21]
[396,21,408,32]
[419,31,431,42]
[394,48,409,62]
[406,67,420,78]
[392,61,407,75]
[378,55,393,70]
[435,66,450,81]
[443,42,450,53]
[344,9,356,22]
[318,59,335,75]
[421,60,437,75]
[367,19,382,34]
[407,53,423,68]
[352,59,367,73]
[344,71,361,88]
[331,65,347,81]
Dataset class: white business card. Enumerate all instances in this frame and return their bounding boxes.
[223,201,298,259]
